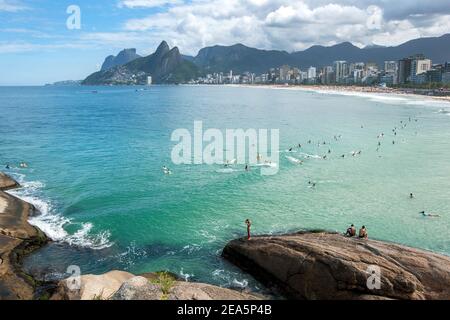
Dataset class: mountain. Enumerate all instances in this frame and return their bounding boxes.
[83,41,200,85]
[194,43,292,74]
[193,34,450,72]
[101,48,141,71]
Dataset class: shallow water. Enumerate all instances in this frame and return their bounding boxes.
[1,85,449,290]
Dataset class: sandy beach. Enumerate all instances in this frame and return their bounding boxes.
[233,84,450,104]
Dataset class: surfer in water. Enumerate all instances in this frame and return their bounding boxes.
[420,211,440,217]
[245,164,250,172]
[5,163,10,169]
[245,219,252,240]
[410,193,415,199]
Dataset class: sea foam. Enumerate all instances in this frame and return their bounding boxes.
[6,172,113,250]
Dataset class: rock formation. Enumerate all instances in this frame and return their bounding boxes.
[222,231,450,300]
[0,173,48,300]
[52,271,263,300]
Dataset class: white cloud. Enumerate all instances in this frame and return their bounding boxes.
[122,1,396,54]
[0,0,28,12]
[118,0,183,9]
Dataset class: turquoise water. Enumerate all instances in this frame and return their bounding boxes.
[1,85,449,289]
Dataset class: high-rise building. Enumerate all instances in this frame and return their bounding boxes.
[384,61,398,74]
[307,66,317,79]
[279,65,291,81]
[398,58,412,84]
[410,55,431,84]
[333,61,349,83]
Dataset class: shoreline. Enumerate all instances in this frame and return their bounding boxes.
[2,170,450,299]
[228,84,450,104]
[0,172,49,300]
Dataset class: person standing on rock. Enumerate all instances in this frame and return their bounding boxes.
[245,219,252,240]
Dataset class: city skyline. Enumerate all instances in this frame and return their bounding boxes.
[1,0,450,85]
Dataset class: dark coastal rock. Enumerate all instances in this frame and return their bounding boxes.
[0,172,20,191]
[222,231,450,300]
[0,173,48,300]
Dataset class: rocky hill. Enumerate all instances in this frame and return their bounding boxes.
[101,48,141,71]
[83,41,200,85]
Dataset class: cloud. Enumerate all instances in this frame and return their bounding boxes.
[0,0,28,12]
[118,0,183,9]
[1,0,449,55]
[118,0,450,55]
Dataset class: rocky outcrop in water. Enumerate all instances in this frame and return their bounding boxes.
[0,173,48,300]
[52,271,263,300]
[0,172,20,191]
[222,231,450,300]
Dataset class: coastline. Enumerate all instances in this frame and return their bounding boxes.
[2,170,450,300]
[229,84,450,104]
[0,173,48,300]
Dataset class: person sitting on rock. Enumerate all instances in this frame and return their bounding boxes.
[345,224,356,237]
[359,226,368,239]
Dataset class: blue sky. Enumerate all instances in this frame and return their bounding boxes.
[1,0,450,85]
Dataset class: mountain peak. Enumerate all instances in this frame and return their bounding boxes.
[101,48,141,71]
[155,41,170,55]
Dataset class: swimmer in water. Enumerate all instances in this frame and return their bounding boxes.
[245,164,250,171]
[289,147,293,152]
[5,163,10,169]
[392,141,395,145]
[420,211,440,217]
[298,144,302,148]
[341,154,345,158]
[410,193,415,199]
[328,149,331,154]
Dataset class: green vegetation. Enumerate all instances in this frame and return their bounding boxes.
[149,271,176,300]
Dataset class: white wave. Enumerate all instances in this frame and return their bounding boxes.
[181,244,202,254]
[180,268,193,281]
[65,223,113,250]
[299,152,322,159]
[215,168,236,174]
[6,173,113,250]
[232,278,249,288]
[286,155,303,164]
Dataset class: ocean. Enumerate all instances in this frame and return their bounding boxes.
[1,85,449,290]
